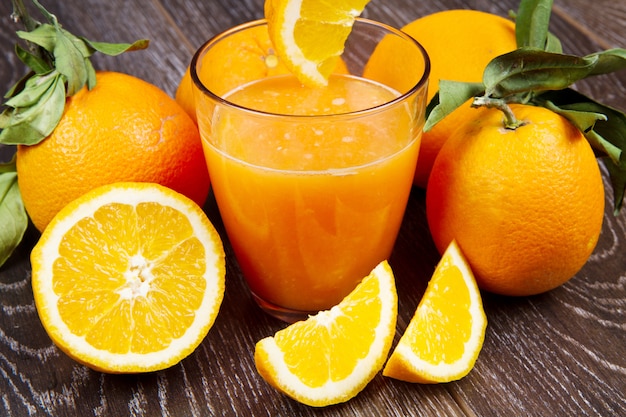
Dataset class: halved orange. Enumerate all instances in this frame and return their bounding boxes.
[264,0,370,87]
[254,261,397,406]
[31,182,225,373]
[383,240,487,383]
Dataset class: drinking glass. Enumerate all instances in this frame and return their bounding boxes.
[192,18,429,322]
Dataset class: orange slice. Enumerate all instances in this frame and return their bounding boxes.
[264,0,370,87]
[383,240,487,383]
[31,182,225,373]
[254,261,397,406]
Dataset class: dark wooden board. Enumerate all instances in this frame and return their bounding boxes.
[1,0,625,415]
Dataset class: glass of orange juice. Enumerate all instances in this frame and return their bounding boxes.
[192,18,429,322]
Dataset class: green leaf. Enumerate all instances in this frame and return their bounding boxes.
[54,27,91,96]
[4,70,56,107]
[542,101,617,161]
[424,81,484,131]
[3,0,150,146]
[15,43,51,74]
[0,155,17,174]
[545,31,563,54]
[0,159,28,267]
[535,88,626,214]
[16,24,57,52]
[85,58,97,90]
[0,72,66,145]
[4,71,33,99]
[82,38,150,56]
[605,155,626,215]
[578,106,626,215]
[483,49,598,97]
[536,89,625,160]
[515,0,554,49]
[586,48,626,76]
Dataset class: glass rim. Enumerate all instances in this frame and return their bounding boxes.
[190,17,431,119]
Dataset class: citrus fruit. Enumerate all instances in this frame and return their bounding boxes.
[175,22,348,123]
[383,240,486,383]
[426,104,605,296]
[402,10,517,187]
[264,0,370,87]
[16,71,210,232]
[30,182,225,373]
[175,24,291,123]
[254,261,397,407]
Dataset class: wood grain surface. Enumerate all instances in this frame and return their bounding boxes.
[1,0,625,416]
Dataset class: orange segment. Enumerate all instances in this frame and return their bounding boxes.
[254,261,397,406]
[264,0,370,87]
[383,240,487,383]
[31,182,225,373]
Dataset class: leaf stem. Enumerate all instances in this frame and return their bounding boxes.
[472,95,524,129]
[11,0,39,32]
[11,0,49,63]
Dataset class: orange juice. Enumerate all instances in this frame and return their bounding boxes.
[202,74,420,312]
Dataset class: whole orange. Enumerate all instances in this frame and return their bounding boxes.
[426,104,605,296]
[401,10,518,187]
[175,24,292,123]
[17,71,211,232]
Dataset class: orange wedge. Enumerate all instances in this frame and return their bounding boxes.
[383,240,487,383]
[254,261,397,406]
[264,0,370,87]
[31,182,225,373]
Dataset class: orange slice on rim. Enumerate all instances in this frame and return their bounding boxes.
[264,0,371,87]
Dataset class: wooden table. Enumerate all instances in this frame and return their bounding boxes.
[1,0,625,416]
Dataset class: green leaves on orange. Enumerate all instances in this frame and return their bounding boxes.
[0,0,149,146]
[425,0,626,213]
